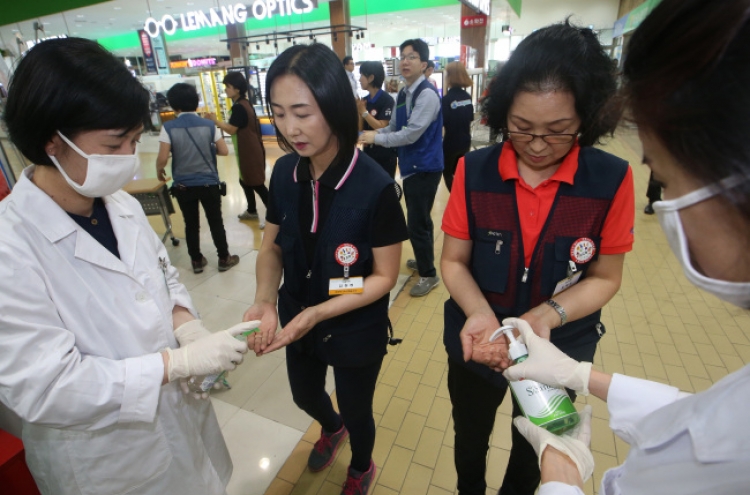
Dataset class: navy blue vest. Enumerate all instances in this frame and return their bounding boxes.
[272,150,395,366]
[444,143,629,384]
[395,79,444,175]
[164,114,218,186]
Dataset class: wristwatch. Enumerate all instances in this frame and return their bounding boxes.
[545,299,568,327]
[361,111,369,118]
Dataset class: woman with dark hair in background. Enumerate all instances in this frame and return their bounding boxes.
[441,61,474,191]
[242,43,408,495]
[441,22,634,495]
[0,38,251,495]
[357,61,397,178]
[498,1,750,494]
[208,71,268,227]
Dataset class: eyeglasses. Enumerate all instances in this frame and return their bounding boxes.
[399,54,421,62]
[506,131,578,144]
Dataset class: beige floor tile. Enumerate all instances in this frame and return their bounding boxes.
[679,353,709,379]
[277,441,314,484]
[373,384,396,416]
[406,349,433,375]
[380,360,407,388]
[380,397,411,432]
[392,340,418,363]
[642,353,668,380]
[590,416,617,456]
[419,330,442,353]
[708,333,740,356]
[265,478,295,495]
[394,371,422,401]
[689,375,715,392]
[378,445,414,491]
[705,365,729,383]
[372,428,398,468]
[421,360,446,388]
[430,446,458,492]
[489,413,513,451]
[409,383,438,417]
[720,354,747,373]
[412,427,445,468]
[400,462,433,495]
[591,451,621,494]
[372,485,398,495]
[395,412,428,450]
[425,396,453,431]
[485,447,510,490]
[426,486,454,495]
[663,364,694,392]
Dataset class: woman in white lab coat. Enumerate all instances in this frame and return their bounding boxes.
[0,38,251,495]
[463,1,750,494]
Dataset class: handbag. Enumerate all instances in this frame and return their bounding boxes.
[184,126,226,196]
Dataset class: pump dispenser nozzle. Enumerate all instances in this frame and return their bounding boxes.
[502,327,529,363]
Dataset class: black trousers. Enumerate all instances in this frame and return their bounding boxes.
[443,147,470,192]
[286,342,382,473]
[646,171,663,204]
[403,171,442,278]
[240,179,269,214]
[447,337,599,495]
[363,146,398,178]
[173,184,229,261]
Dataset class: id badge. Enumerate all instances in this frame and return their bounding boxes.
[329,276,364,295]
[553,272,582,296]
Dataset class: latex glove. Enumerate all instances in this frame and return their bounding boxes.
[165,322,252,382]
[502,317,592,395]
[173,319,212,347]
[514,405,594,482]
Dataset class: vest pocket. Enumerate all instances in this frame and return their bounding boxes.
[541,236,602,296]
[471,229,512,294]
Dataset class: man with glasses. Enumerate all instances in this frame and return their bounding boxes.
[360,38,444,297]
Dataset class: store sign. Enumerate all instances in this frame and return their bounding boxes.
[138,30,158,75]
[144,0,318,38]
[461,15,487,28]
[458,0,490,16]
[170,57,218,69]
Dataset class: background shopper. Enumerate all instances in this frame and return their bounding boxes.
[243,43,408,495]
[158,82,239,273]
[440,22,634,495]
[357,61,397,178]
[0,37,250,495]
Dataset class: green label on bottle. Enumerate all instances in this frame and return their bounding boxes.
[509,380,577,426]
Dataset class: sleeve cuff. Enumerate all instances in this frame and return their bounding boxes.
[539,482,585,495]
[608,373,685,440]
[119,353,164,424]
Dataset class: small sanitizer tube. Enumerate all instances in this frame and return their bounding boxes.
[187,327,260,393]
[494,326,580,434]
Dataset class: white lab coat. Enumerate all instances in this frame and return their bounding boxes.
[0,167,231,495]
[539,365,750,495]
[348,70,359,98]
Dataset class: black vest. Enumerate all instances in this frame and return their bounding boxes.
[272,151,395,366]
[444,142,629,383]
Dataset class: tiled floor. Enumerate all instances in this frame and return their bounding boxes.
[133,127,750,495]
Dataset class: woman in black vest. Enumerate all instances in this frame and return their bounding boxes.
[441,61,475,192]
[440,22,635,495]
[242,44,408,495]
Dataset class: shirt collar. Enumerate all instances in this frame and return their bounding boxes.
[293,149,359,190]
[176,112,198,117]
[498,141,580,186]
[366,89,384,104]
[405,75,426,94]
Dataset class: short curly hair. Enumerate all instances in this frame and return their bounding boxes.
[482,20,618,147]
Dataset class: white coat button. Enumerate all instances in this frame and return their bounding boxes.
[136,292,149,302]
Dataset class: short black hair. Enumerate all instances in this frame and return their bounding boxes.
[399,38,429,62]
[343,56,353,66]
[3,37,149,167]
[426,60,435,70]
[482,20,617,146]
[223,71,248,98]
[359,61,385,89]
[623,0,750,221]
[167,83,199,112]
[266,44,358,165]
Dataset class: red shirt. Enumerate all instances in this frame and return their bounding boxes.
[442,143,634,266]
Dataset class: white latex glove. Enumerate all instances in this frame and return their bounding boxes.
[514,405,595,482]
[173,319,212,346]
[166,322,252,382]
[502,317,592,395]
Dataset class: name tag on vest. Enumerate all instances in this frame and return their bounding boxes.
[329,277,364,295]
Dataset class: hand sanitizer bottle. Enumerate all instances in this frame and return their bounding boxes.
[187,327,260,393]
[495,325,580,434]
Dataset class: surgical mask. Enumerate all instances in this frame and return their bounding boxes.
[653,175,750,308]
[47,131,140,197]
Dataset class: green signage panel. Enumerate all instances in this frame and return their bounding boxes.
[2,0,110,25]
[506,0,522,18]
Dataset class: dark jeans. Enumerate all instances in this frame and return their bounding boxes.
[646,171,663,204]
[363,146,398,178]
[443,147,470,192]
[173,184,229,261]
[286,342,383,473]
[403,171,442,278]
[447,337,599,495]
[240,179,269,214]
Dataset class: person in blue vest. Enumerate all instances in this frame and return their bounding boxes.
[157,83,239,273]
[242,43,408,495]
[357,61,397,178]
[360,38,444,298]
[440,22,635,495]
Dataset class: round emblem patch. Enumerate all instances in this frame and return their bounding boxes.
[570,238,596,264]
[370,109,377,117]
[335,243,359,267]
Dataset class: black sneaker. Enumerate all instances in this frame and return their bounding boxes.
[341,460,376,495]
[218,254,240,272]
[644,203,655,215]
[191,256,208,274]
[308,422,348,472]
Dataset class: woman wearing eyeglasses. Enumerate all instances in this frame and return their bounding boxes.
[440,22,634,495]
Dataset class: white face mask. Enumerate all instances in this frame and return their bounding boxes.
[653,175,750,308]
[47,131,140,198]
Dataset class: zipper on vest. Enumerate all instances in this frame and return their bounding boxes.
[306,270,312,279]
[521,267,529,283]
[310,180,319,233]
[494,239,503,254]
